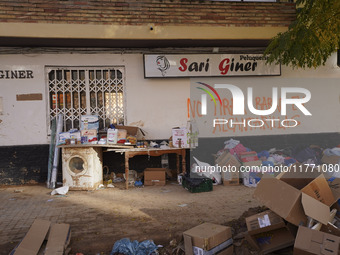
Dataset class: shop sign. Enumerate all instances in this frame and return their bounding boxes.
[143,54,281,78]
[0,69,34,79]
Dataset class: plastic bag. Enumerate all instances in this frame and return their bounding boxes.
[51,186,69,195]
[110,238,158,255]
[192,157,222,184]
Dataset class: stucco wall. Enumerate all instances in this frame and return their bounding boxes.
[0,52,339,146]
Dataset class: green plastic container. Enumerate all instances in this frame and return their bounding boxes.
[182,177,213,193]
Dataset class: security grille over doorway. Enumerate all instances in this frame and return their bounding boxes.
[46,66,125,131]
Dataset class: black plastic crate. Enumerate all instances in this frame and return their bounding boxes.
[182,176,213,193]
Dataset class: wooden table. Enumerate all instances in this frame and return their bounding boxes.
[107,147,187,189]
[59,145,187,190]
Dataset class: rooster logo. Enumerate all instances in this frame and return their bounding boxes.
[156,56,170,77]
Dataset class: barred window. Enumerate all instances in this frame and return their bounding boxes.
[47,66,125,132]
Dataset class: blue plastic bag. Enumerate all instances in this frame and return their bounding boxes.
[110,238,158,255]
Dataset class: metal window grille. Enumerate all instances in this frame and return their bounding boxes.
[47,66,125,131]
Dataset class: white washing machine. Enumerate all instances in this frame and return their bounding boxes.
[62,147,103,190]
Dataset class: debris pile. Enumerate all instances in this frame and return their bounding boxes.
[180,138,340,254]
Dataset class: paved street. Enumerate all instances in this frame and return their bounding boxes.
[0,183,259,254]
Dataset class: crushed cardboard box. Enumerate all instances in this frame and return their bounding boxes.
[10,219,71,255]
[183,222,233,255]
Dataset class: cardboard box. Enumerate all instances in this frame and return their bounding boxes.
[242,160,263,168]
[44,223,71,255]
[254,173,338,226]
[216,152,241,168]
[81,129,98,144]
[10,219,71,255]
[172,127,189,148]
[216,152,240,186]
[115,125,144,140]
[81,129,97,137]
[80,115,99,130]
[246,227,295,255]
[301,174,335,206]
[69,131,81,142]
[144,168,166,186]
[223,172,240,186]
[183,223,233,255]
[246,210,286,236]
[320,222,340,237]
[294,226,340,255]
[58,132,70,145]
[321,154,340,165]
[239,151,259,162]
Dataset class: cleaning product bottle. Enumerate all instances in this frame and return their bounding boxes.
[107,128,118,144]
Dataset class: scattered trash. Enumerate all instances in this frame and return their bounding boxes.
[51,186,69,195]
[97,184,105,190]
[169,239,177,247]
[123,170,138,185]
[113,177,124,183]
[14,189,24,193]
[47,199,54,202]
[178,204,188,207]
[149,141,159,148]
[160,140,170,149]
[55,195,67,198]
[107,184,115,188]
[177,173,183,185]
[161,189,171,193]
[110,238,158,255]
